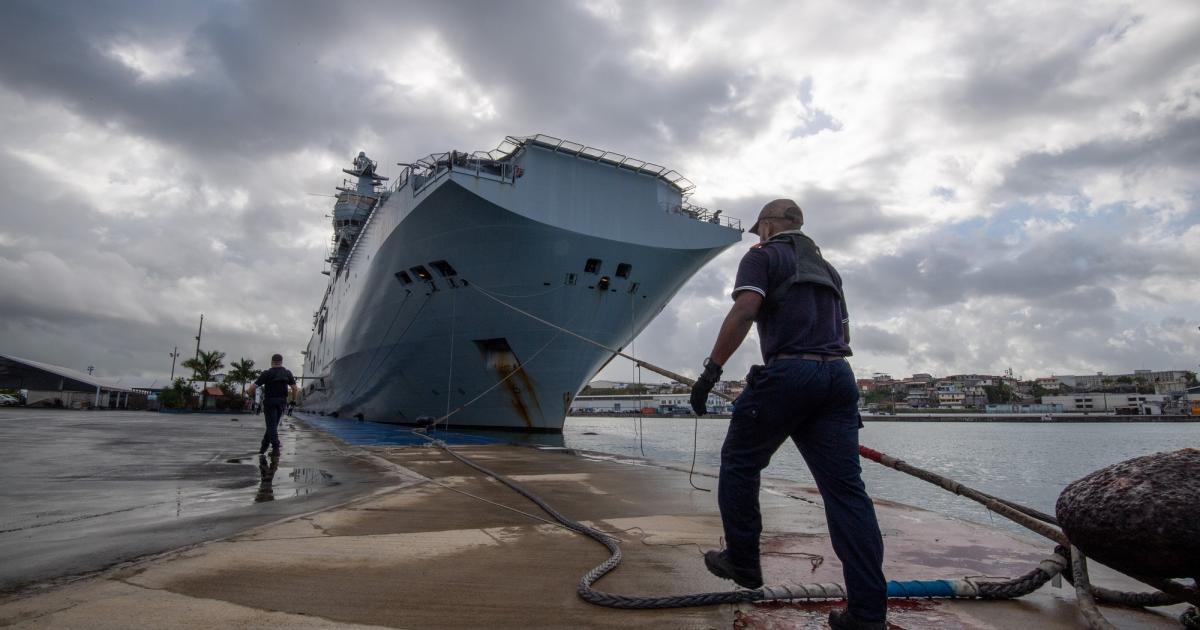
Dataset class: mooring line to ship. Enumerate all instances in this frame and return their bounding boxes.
[415,429,1145,615]
[407,280,1200,626]
[422,329,564,431]
[444,289,457,428]
[628,293,646,458]
[415,422,1198,624]
[346,291,429,397]
[467,281,1065,524]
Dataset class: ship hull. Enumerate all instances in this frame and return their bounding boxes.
[302,139,741,432]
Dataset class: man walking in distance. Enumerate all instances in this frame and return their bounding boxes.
[246,354,299,457]
[690,199,887,629]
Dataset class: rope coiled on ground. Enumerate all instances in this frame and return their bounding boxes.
[415,434,1098,610]
[976,553,1066,599]
[409,286,1191,618]
[1181,605,1200,629]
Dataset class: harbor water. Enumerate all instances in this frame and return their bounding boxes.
[563,417,1199,538]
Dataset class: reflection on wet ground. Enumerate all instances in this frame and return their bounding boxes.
[0,408,388,594]
[252,454,338,503]
[256,454,279,502]
[296,413,567,448]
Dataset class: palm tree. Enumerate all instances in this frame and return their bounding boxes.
[225,358,261,398]
[182,349,226,409]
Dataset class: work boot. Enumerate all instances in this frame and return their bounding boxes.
[828,608,886,630]
[703,550,763,589]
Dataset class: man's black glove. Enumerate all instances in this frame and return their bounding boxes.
[690,358,722,416]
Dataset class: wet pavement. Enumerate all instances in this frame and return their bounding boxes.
[0,411,1190,628]
[0,408,399,595]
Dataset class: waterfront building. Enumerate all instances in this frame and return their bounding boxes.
[570,393,730,414]
[905,386,932,408]
[935,383,966,408]
[1055,370,1190,393]
[1034,377,1061,391]
[0,353,142,409]
[985,403,1065,414]
[1041,393,1168,413]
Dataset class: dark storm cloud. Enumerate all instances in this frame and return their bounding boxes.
[407,0,782,156]
[843,213,1192,318]
[854,324,910,356]
[0,1,459,161]
[0,0,776,165]
[700,188,910,252]
[1,0,1197,386]
[1003,116,1200,196]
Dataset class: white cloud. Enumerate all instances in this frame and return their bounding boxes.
[0,0,1197,388]
[106,40,194,81]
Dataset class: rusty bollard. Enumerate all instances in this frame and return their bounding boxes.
[1056,448,1200,578]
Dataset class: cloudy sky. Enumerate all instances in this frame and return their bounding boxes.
[1,0,1197,388]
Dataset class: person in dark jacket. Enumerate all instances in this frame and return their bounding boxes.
[690,199,887,630]
[246,353,299,457]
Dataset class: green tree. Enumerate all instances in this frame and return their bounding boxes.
[862,389,893,410]
[182,349,226,409]
[159,377,193,409]
[983,384,1017,404]
[225,357,261,397]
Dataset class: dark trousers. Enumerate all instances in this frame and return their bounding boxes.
[261,397,287,452]
[718,358,887,622]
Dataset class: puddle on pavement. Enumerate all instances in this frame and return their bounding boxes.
[214,455,340,503]
[251,457,339,504]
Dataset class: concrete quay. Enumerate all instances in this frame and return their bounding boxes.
[0,414,1189,628]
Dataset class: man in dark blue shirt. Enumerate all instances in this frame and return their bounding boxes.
[247,354,299,457]
[690,199,887,630]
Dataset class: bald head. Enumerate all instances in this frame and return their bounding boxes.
[749,198,804,237]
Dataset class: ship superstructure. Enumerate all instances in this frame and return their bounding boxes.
[301,135,742,432]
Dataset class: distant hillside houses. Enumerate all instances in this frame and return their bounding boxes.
[588,367,1196,414]
[856,368,1195,413]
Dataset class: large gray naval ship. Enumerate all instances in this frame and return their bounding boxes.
[300,135,742,432]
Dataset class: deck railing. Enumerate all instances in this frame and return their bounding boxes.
[667,202,742,231]
[512,134,696,195]
[380,135,741,233]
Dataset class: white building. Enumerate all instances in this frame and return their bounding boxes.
[571,393,730,414]
[1055,370,1190,393]
[1042,393,1167,413]
[1035,377,1061,391]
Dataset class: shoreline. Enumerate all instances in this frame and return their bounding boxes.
[570,412,1198,422]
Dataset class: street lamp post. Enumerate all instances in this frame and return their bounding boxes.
[169,347,179,381]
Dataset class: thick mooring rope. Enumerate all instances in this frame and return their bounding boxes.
[416,432,1087,609]
[419,282,1197,623]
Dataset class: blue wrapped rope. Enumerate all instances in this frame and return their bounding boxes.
[886,580,958,598]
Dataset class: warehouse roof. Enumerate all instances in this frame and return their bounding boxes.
[0,353,135,393]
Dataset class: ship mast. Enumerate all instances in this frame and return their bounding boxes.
[327,152,388,272]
